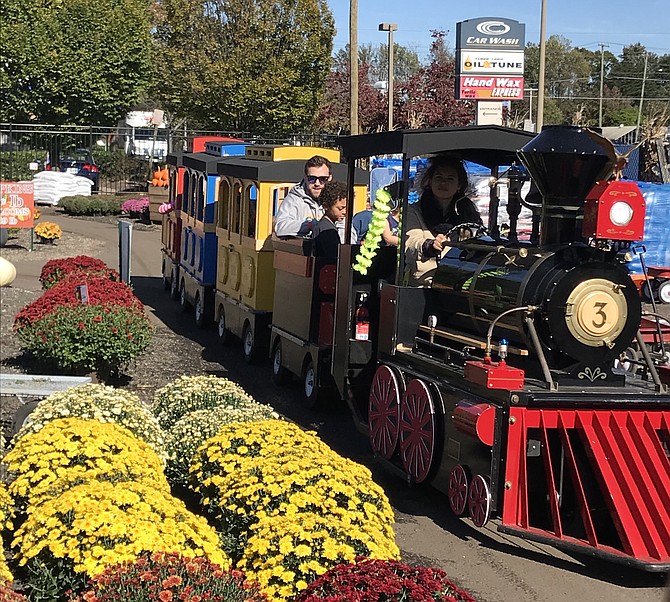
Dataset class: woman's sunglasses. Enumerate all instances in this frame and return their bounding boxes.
[306,175,331,185]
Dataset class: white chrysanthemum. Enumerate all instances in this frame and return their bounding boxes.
[151,375,256,430]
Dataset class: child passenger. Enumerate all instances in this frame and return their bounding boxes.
[312,180,348,259]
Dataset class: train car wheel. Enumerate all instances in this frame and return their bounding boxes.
[368,365,401,459]
[658,280,670,304]
[242,324,262,364]
[448,464,470,516]
[170,272,179,300]
[271,341,290,386]
[301,358,320,409]
[179,280,188,313]
[399,379,436,484]
[194,293,206,328]
[468,474,492,528]
[217,309,231,345]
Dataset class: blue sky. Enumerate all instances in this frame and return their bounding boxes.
[327,0,670,59]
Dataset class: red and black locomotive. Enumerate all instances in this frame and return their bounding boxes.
[331,125,670,572]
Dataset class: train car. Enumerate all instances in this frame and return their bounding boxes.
[174,141,248,325]
[265,124,669,572]
[213,145,368,362]
[161,137,244,299]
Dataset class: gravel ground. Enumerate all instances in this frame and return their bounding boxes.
[0,223,223,444]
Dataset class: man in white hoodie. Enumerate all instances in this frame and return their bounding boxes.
[274,155,332,238]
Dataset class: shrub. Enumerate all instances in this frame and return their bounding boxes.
[14,302,152,376]
[69,551,268,602]
[4,417,169,508]
[59,195,123,216]
[0,482,14,532]
[190,420,397,563]
[293,558,477,601]
[0,582,27,601]
[120,196,149,219]
[240,513,399,601]
[39,255,116,289]
[12,383,166,457]
[165,403,277,487]
[0,482,14,584]
[152,375,255,430]
[14,274,142,329]
[12,480,228,601]
[33,221,62,241]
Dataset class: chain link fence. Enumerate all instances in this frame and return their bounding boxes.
[0,123,338,194]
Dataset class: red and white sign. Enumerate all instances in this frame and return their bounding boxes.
[459,50,524,75]
[1,181,34,228]
[459,76,525,100]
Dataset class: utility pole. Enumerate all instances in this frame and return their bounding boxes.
[350,0,359,135]
[636,52,649,141]
[536,0,547,133]
[598,43,608,127]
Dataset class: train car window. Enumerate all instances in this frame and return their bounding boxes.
[218,178,230,230]
[168,169,179,211]
[272,186,290,218]
[196,175,205,221]
[182,172,189,214]
[246,184,258,238]
[230,181,241,234]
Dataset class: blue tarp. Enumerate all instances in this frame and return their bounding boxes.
[627,181,670,272]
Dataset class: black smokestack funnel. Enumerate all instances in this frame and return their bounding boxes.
[517,126,616,245]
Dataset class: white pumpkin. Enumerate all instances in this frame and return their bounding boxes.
[0,256,17,287]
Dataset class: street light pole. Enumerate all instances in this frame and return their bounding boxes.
[536,0,547,132]
[379,22,397,131]
[350,0,359,135]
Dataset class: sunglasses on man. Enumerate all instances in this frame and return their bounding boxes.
[306,175,331,185]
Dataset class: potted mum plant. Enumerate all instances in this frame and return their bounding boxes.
[33,221,62,244]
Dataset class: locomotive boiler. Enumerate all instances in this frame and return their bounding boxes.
[430,126,645,385]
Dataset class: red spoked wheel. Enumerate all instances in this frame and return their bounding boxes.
[368,365,402,459]
[468,474,492,527]
[399,379,437,484]
[448,464,470,516]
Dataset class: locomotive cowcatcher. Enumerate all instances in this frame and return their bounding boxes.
[308,125,670,572]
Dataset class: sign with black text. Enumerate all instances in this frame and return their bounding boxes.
[455,17,525,101]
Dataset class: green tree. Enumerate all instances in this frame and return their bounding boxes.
[524,35,593,125]
[151,0,335,135]
[0,0,154,124]
[333,42,421,86]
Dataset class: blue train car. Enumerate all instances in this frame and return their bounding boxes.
[177,143,247,326]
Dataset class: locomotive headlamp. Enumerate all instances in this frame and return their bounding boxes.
[582,180,645,241]
[609,201,634,227]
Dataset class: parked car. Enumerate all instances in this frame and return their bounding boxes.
[47,149,99,191]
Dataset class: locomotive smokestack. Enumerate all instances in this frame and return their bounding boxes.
[517,126,616,245]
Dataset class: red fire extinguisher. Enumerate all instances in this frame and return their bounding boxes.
[354,292,370,341]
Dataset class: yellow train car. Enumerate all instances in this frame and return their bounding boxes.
[214,145,368,362]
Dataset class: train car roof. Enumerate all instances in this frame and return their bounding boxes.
[215,157,368,185]
[337,125,536,168]
[166,152,184,167]
[182,152,224,173]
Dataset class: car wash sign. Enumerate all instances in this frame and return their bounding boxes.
[456,18,525,100]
